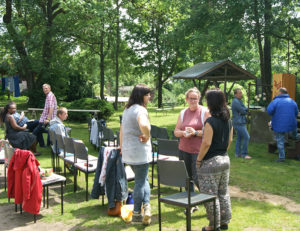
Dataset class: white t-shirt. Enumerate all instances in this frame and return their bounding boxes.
[121,104,152,165]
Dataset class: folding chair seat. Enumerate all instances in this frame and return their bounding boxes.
[73,140,98,201]
[157,160,217,231]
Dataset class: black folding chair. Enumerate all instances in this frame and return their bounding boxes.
[157,159,217,231]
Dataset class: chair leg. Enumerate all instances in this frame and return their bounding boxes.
[4,166,7,192]
[61,182,64,215]
[74,169,77,192]
[213,199,216,231]
[186,206,191,231]
[86,173,88,201]
[151,153,154,188]
[158,200,162,231]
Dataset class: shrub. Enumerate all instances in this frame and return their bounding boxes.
[176,93,186,106]
[60,98,114,122]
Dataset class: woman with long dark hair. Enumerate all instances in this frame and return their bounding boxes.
[120,84,152,225]
[1,102,37,152]
[196,89,233,231]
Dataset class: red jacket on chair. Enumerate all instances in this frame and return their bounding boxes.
[7,149,42,214]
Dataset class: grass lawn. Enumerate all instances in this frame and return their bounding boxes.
[1,105,300,230]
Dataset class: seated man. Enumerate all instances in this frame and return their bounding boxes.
[49,107,69,153]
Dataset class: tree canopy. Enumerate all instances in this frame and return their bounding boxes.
[0,0,299,107]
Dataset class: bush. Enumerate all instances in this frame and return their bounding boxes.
[176,93,186,106]
[60,98,114,122]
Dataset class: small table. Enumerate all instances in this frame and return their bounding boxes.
[41,173,66,215]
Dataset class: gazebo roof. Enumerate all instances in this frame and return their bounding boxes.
[172,59,257,81]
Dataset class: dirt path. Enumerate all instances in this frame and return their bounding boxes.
[229,185,300,214]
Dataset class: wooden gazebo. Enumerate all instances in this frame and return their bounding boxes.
[172,59,257,100]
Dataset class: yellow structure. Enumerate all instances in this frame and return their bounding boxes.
[272,73,296,100]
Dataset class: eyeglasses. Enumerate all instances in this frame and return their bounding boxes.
[188,97,198,101]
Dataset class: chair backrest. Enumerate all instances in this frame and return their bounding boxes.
[151,125,159,138]
[116,131,120,146]
[64,136,75,154]
[56,133,65,150]
[171,130,179,140]
[73,141,88,161]
[157,159,188,188]
[48,129,56,146]
[157,127,169,140]
[3,140,14,165]
[103,127,115,141]
[157,138,179,157]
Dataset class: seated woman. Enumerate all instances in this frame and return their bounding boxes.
[1,102,37,153]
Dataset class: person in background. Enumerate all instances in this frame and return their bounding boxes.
[34,83,57,147]
[196,89,233,231]
[120,84,152,225]
[49,107,69,153]
[1,102,37,153]
[174,87,210,214]
[13,110,43,143]
[267,87,299,162]
[231,88,251,159]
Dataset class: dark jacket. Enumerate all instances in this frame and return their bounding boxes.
[267,94,298,132]
[231,97,248,126]
[91,147,128,208]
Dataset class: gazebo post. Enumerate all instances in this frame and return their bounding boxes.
[224,66,228,101]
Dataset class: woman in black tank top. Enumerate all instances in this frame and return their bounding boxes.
[196,89,233,231]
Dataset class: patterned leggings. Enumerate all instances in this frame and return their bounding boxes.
[197,155,232,227]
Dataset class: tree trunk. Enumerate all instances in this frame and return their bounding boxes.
[40,0,54,86]
[155,24,163,108]
[263,0,272,101]
[100,25,105,100]
[253,0,265,85]
[114,1,120,110]
[3,0,35,90]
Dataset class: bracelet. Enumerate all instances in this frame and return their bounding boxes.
[196,159,202,162]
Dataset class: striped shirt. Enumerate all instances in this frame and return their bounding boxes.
[39,91,57,123]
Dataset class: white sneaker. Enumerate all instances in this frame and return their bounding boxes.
[142,203,151,225]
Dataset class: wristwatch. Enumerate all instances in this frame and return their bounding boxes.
[194,131,199,137]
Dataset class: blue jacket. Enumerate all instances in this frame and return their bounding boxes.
[267,94,298,133]
[91,147,128,208]
[231,97,248,125]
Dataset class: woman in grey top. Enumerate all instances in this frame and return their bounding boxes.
[120,84,152,225]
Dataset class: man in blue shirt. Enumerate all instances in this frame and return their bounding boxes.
[267,88,299,162]
[231,88,252,159]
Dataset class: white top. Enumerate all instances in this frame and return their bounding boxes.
[121,104,152,165]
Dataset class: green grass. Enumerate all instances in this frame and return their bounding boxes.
[1,106,300,230]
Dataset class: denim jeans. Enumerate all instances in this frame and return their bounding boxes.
[275,132,286,160]
[179,150,199,192]
[233,124,250,157]
[130,163,150,213]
